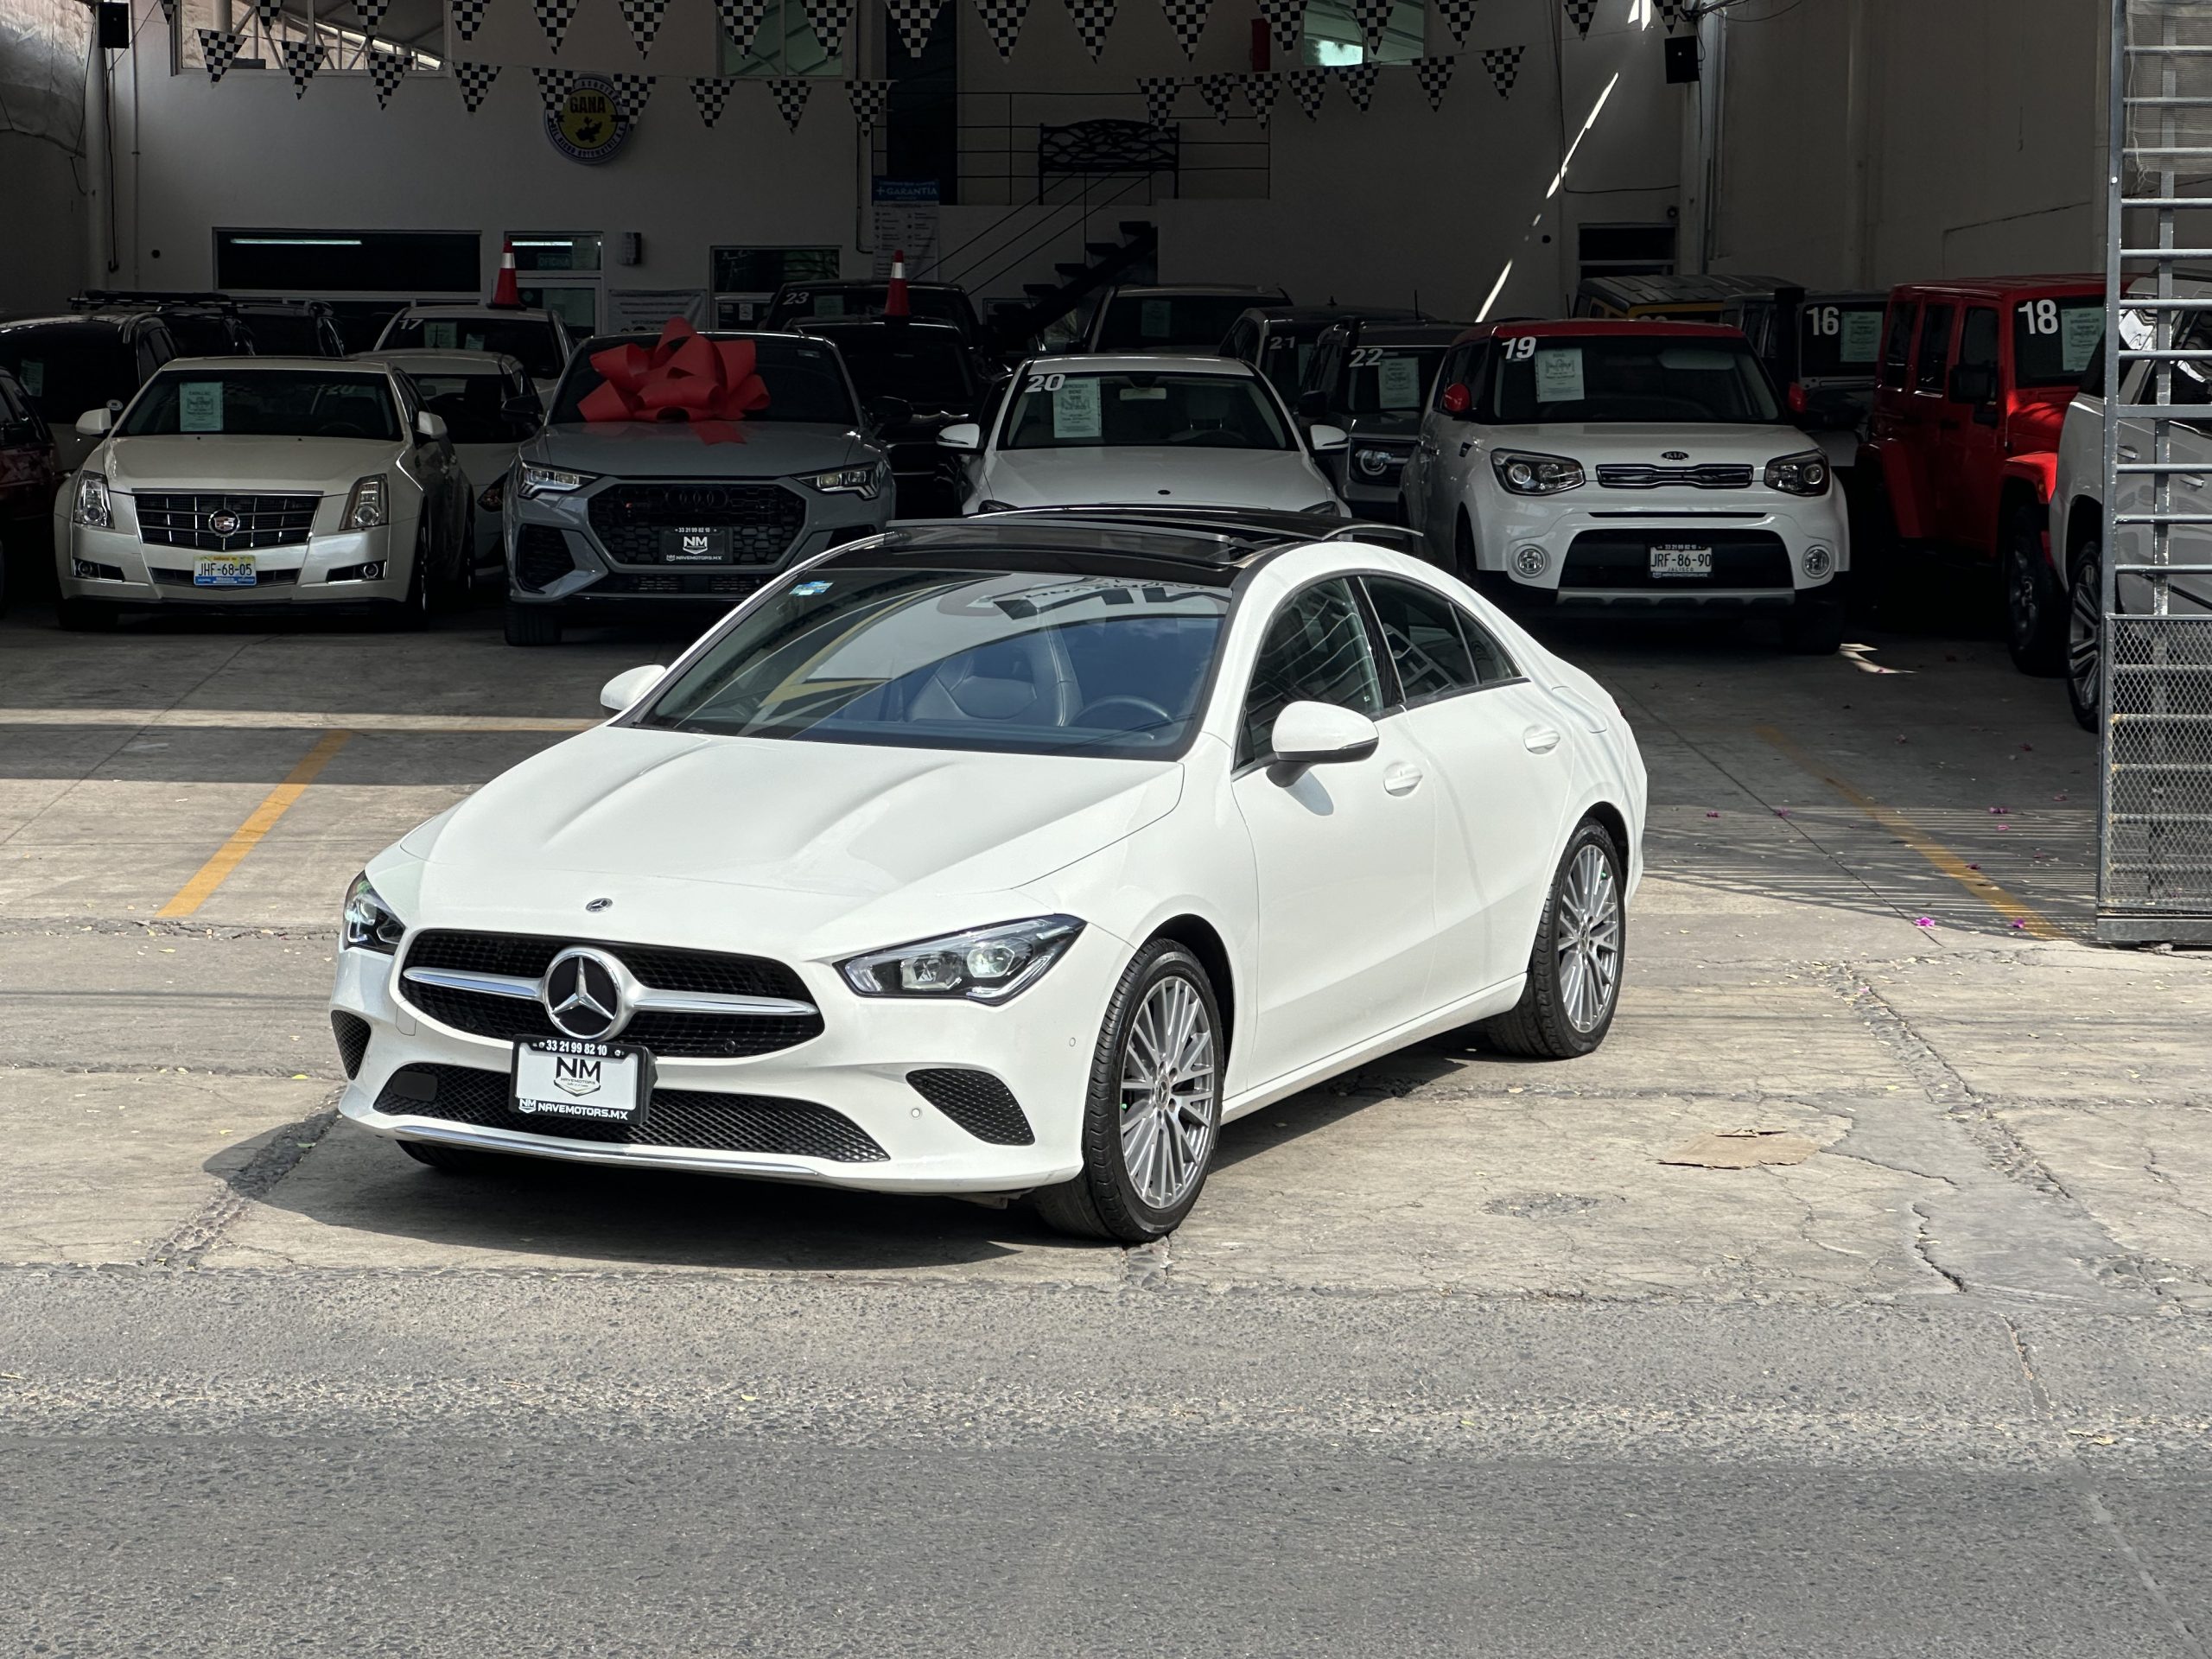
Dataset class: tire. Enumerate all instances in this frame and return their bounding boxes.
[1453,512,1479,584]
[1847,468,1903,620]
[504,597,564,646]
[55,596,118,632]
[376,535,431,632]
[1480,819,1626,1060]
[1033,940,1224,1244]
[2004,500,2067,676]
[2065,543,2102,734]
[1781,591,1844,655]
[398,1140,504,1174]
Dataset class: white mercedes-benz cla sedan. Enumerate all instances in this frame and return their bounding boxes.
[938,354,1350,518]
[329,511,1645,1240]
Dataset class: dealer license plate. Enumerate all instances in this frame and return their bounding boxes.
[510,1038,652,1126]
[194,555,257,588]
[660,526,729,563]
[1649,543,1713,578]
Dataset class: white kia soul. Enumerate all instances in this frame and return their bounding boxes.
[1400,320,1849,652]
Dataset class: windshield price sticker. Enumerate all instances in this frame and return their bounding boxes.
[1839,309,1882,363]
[1140,299,1173,339]
[178,381,225,433]
[1534,346,1585,404]
[2061,305,2101,373]
[818,294,847,317]
[1052,376,1103,440]
[1376,356,1421,409]
[423,321,459,349]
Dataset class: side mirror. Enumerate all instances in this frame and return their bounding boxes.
[938,422,982,453]
[868,395,913,429]
[1306,423,1350,453]
[1268,699,1378,780]
[1296,389,1329,421]
[1440,382,1472,417]
[416,409,448,441]
[1948,363,1997,406]
[501,392,543,429]
[600,664,666,713]
[75,407,113,436]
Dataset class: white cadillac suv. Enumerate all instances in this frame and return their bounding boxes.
[1400,320,1849,652]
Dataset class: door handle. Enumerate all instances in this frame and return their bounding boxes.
[1523,726,1562,754]
[1382,762,1424,796]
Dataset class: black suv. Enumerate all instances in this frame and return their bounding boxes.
[1296,319,1467,522]
[73,291,257,358]
[0,309,179,471]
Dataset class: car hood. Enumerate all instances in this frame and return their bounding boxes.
[397,726,1183,951]
[525,421,874,479]
[983,446,1333,510]
[105,435,401,492]
[1477,422,1821,464]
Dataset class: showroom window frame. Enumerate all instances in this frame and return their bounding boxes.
[721,0,846,78]
[174,0,448,73]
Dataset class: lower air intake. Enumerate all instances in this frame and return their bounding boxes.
[907,1068,1034,1146]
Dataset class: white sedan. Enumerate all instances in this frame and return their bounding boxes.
[328,512,1645,1240]
[940,354,1350,518]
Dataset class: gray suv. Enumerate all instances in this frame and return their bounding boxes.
[502,331,894,645]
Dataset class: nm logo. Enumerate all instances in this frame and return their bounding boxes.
[554,1055,604,1096]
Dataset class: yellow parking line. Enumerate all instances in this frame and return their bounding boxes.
[156,731,353,918]
[1754,725,2067,941]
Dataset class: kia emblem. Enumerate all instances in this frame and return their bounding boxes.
[1661,451,1689,461]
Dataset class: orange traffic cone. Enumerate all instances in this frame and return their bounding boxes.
[885,250,911,318]
[491,238,520,308]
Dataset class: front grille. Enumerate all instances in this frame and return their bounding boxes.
[588,480,804,566]
[1593,463,1754,491]
[331,1011,371,1078]
[515,524,574,592]
[907,1068,1034,1146]
[149,565,301,588]
[398,930,823,1058]
[377,1063,887,1162]
[1559,530,1793,590]
[594,571,768,599]
[137,492,318,551]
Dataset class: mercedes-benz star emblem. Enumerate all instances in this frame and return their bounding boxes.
[542,947,629,1040]
[208,511,242,535]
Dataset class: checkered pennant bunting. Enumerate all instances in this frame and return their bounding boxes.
[690,75,735,124]
[803,0,854,54]
[355,0,390,35]
[1136,75,1180,127]
[1287,65,1327,119]
[887,0,946,57]
[766,76,810,130]
[278,36,325,97]
[531,65,578,114]
[714,0,773,56]
[1345,0,1392,50]
[1412,54,1453,111]
[1658,0,1688,21]
[197,28,242,79]
[847,77,892,129]
[617,0,671,54]
[450,0,489,39]
[1061,0,1114,60]
[531,0,579,52]
[1478,42,1522,95]
[1563,0,1596,35]
[1431,0,1476,46]
[1158,0,1211,59]
[607,72,655,118]
[1333,60,1376,111]
[1255,0,1299,51]
[454,60,499,111]
[1195,71,1235,124]
[157,0,176,23]
[366,44,408,105]
[251,0,283,34]
[1242,69,1278,127]
[973,0,1031,58]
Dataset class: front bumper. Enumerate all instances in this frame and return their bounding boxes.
[55,514,410,607]
[328,923,1126,1193]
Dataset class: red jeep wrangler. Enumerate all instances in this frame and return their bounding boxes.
[1858,276,2103,645]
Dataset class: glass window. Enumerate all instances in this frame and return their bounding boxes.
[177,0,448,73]
[721,0,843,77]
[1095,294,1261,353]
[1482,334,1780,424]
[518,287,598,339]
[550,334,858,425]
[0,324,141,423]
[508,234,602,274]
[1363,577,1514,701]
[118,369,400,441]
[1798,300,1888,380]
[639,568,1228,756]
[1299,0,1423,64]
[2012,296,2104,389]
[1879,301,1916,390]
[1001,370,1290,451]
[804,327,975,408]
[1340,344,1448,432]
[1957,306,1999,378]
[766,284,972,329]
[1913,304,1954,391]
[380,313,569,380]
[1238,579,1384,764]
[399,372,537,442]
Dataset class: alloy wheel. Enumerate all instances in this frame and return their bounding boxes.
[2007,544,2041,652]
[2068,558,2102,727]
[1554,842,1622,1033]
[1117,972,1217,1211]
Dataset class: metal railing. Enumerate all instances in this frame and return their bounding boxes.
[954,90,1271,207]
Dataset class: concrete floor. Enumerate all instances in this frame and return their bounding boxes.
[3,589,2209,1654]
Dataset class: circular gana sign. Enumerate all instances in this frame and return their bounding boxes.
[545,75,630,165]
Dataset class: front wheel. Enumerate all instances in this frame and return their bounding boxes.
[2005,502,2066,676]
[504,597,564,646]
[1033,941,1223,1243]
[2065,546,2102,734]
[1781,591,1844,655]
[1480,820,1625,1059]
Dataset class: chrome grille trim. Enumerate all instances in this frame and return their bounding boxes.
[136,492,320,551]
[1592,464,1754,491]
[400,965,820,1018]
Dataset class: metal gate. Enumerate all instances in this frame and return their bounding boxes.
[2101,0,2212,943]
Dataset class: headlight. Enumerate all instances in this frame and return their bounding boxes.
[798,465,881,499]
[342,474,388,531]
[340,871,405,954]
[1354,448,1400,478]
[73,471,111,529]
[518,463,594,499]
[1764,450,1830,496]
[1491,449,1585,495]
[838,915,1084,1004]
[477,480,504,512]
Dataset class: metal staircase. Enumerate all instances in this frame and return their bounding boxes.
[937,193,1158,354]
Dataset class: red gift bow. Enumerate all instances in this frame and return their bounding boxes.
[577,318,768,442]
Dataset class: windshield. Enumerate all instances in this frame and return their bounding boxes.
[2012,296,2104,389]
[1338,346,1446,434]
[1482,334,1782,424]
[769,288,969,329]
[1001,370,1291,451]
[1797,301,1887,381]
[0,327,137,422]
[402,372,536,442]
[1096,295,1260,352]
[814,331,976,410]
[118,369,401,440]
[162,313,241,356]
[550,334,858,426]
[1258,328,1325,400]
[639,566,1228,756]
[382,314,565,379]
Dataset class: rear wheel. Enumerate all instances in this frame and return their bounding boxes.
[2065,544,2102,733]
[2004,500,2067,675]
[1481,820,1625,1060]
[504,597,564,646]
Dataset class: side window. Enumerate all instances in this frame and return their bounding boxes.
[1364,577,1482,705]
[1237,579,1385,765]
[1432,345,1471,409]
[1958,307,1999,375]
[1455,607,1518,685]
[1914,304,1955,391]
[1880,302,1916,389]
[1226,321,1256,363]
